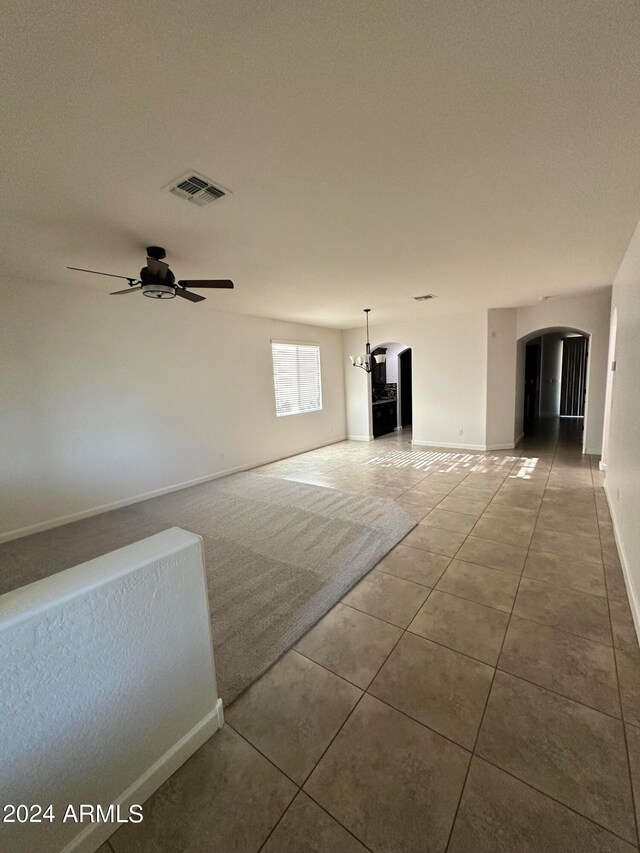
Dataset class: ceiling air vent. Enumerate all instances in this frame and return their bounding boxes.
[413,294,436,301]
[166,171,230,207]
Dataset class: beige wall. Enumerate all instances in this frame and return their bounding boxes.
[0,280,347,541]
[606,218,640,637]
[485,308,517,449]
[343,312,489,449]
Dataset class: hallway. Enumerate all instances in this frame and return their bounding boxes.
[107,430,640,853]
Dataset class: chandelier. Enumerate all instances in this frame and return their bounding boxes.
[349,309,386,373]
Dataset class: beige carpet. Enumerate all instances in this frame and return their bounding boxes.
[0,473,415,703]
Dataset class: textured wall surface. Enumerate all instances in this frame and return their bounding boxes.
[0,280,347,541]
[0,528,219,852]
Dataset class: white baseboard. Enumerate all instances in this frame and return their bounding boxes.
[585,447,602,455]
[65,699,224,853]
[347,434,373,442]
[411,439,487,451]
[603,482,640,645]
[514,432,525,447]
[0,437,348,544]
[411,439,516,452]
[599,461,607,471]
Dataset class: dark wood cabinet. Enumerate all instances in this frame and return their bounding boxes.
[373,401,397,437]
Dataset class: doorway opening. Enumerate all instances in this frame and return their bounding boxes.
[370,342,412,439]
[519,327,590,450]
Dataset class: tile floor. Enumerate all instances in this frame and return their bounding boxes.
[107,421,640,853]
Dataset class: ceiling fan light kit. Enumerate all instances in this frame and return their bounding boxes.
[349,308,385,373]
[67,246,234,304]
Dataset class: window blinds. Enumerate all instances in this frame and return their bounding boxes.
[272,341,323,417]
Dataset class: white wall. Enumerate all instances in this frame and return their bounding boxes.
[539,334,564,416]
[606,219,640,638]
[485,309,517,449]
[0,528,221,853]
[344,312,488,448]
[0,280,347,541]
[373,341,406,385]
[515,290,611,453]
[514,338,526,443]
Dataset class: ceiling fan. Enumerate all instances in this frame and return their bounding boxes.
[68,246,234,303]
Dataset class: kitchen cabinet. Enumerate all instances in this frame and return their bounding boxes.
[373,400,397,437]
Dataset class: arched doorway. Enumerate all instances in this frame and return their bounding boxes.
[370,341,412,438]
[516,326,590,450]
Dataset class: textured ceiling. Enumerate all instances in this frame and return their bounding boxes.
[1,0,639,327]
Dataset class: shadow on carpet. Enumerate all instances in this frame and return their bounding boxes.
[0,472,415,703]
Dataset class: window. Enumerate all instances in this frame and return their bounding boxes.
[272,341,322,417]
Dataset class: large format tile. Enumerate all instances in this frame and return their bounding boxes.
[342,570,430,627]
[262,792,368,853]
[476,672,635,843]
[397,491,440,510]
[304,694,469,853]
[456,536,528,575]
[395,501,430,522]
[523,549,606,597]
[421,508,478,534]
[109,726,296,853]
[369,632,494,749]
[436,495,489,516]
[375,543,449,587]
[436,560,519,613]
[226,651,361,783]
[401,525,467,557]
[536,507,600,539]
[295,603,402,689]
[471,515,535,547]
[448,756,635,853]
[409,589,509,666]
[610,597,640,656]
[481,502,538,524]
[605,561,630,603]
[499,616,620,716]
[450,484,497,502]
[408,481,455,499]
[513,577,612,645]
[616,648,640,728]
[530,527,602,565]
[625,723,640,835]
[491,491,543,512]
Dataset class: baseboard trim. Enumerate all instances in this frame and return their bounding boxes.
[514,432,525,448]
[411,440,486,451]
[0,436,348,544]
[64,699,224,853]
[599,461,607,471]
[347,434,373,442]
[603,482,640,645]
[411,440,516,452]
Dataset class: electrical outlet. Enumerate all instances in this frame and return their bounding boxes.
[458,428,464,436]
[616,487,620,502]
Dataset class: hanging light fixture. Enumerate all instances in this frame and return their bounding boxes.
[349,309,386,373]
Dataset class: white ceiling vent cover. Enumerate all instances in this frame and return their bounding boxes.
[166,171,230,207]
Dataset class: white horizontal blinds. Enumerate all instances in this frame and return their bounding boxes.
[272,342,322,417]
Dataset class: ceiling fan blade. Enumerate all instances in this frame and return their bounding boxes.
[176,288,206,303]
[178,279,234,289]
[146,257,169,279]
[110,286,142,295]
[68,266,134,281]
